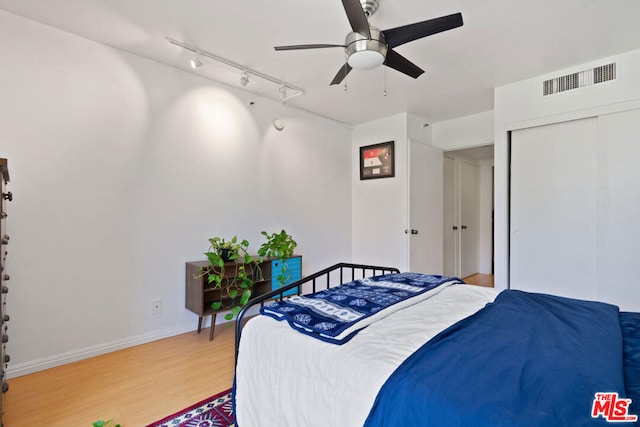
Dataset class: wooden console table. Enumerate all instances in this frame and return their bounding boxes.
[185,255,301,340]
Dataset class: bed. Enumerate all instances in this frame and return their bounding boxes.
[234,263,640,426]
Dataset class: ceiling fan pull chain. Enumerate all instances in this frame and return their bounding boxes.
[344,62,348,91]
[383,66,387,96]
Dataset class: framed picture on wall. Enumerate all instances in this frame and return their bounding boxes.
[360,141,395,180]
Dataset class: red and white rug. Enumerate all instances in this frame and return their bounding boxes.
[146,388,234,427]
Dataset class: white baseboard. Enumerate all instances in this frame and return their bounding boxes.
[6,322,198,379]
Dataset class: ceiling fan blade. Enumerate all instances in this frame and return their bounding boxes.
[275,44,345,51]
[342,0,371,39]
[384,49,425,79]
[330,63,353,85]
[382,12,463,48]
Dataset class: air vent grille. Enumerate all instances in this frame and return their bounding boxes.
[543,63,616,96]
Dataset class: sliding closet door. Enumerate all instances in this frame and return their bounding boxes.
[510,117,598,299]
[597,109,640,311]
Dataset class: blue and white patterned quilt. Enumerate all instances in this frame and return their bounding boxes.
[260,272,462,345]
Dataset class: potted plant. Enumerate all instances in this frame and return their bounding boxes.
[92,420,121,427]
[258,230,297,286]
[203,236,263,320]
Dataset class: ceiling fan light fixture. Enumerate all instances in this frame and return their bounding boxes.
[348,50,385,70]
[344,27,387,70]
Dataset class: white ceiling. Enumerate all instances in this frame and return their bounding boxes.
[2,0,640,125]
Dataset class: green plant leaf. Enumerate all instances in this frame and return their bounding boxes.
[259,229,297,261]
[92,422,106,427]
[204,234,264,321]
[240,289,252,305]
[205,252,218,265]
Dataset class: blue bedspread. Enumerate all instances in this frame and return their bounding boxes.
[260,272,461,344]
[621,311,640,419]
[364,290,636,426]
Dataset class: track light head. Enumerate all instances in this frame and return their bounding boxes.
[240,71,250,87]
[190,52,203,69]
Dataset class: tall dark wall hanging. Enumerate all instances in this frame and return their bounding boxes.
[360,141,395,180]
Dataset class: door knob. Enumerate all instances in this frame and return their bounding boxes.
[452,226,458,230]
[461,225,468,230]
[411,229,419,235]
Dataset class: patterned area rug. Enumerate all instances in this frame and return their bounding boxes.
[146,388,234,427]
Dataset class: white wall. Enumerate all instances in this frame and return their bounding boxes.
[494,48,640,291]
[0,11,352,376]
[432,110,494,151]
[351,113,408,271]
[351,113,442,275]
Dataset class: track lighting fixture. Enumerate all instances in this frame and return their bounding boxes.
[166,37,305,103]
[240,71,250,87]
[190,52,204,69]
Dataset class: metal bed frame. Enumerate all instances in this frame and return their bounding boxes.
[234,262,399,362]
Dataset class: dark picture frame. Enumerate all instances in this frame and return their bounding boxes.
[359,141,395,180]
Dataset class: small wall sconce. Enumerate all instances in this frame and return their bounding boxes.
[273,117,285,131]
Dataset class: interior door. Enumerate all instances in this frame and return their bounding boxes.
[460,160,479,278]
[409,141,443,274]
[443,156,457,276]
[510,117,598,299]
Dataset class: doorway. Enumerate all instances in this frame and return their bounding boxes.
[443,145,494,278]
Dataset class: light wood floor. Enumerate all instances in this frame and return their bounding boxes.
[4,325,236,427]
[3,276,494,426]
[462,273,494,287]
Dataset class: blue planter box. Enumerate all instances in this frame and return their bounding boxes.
[271,256,302,297]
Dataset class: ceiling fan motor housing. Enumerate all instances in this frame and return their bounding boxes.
[345,27,388,70]
[360,0,380,17]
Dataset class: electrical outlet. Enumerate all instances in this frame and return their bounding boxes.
[152,298,162,315]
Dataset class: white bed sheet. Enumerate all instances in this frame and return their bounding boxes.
[235,284,499,427]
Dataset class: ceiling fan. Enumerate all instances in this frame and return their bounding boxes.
[274,0,463,85]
